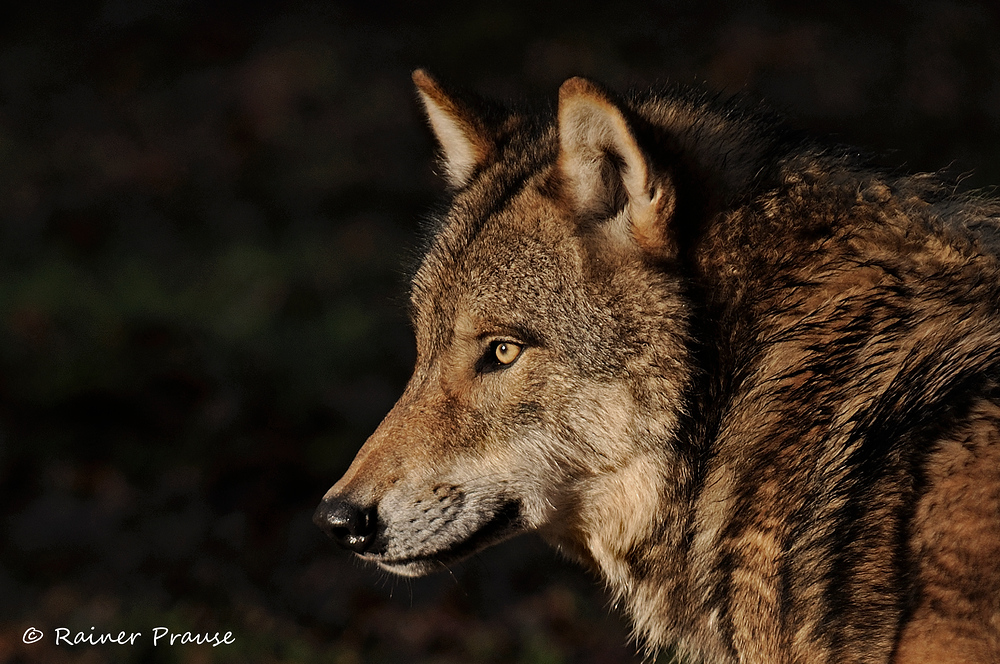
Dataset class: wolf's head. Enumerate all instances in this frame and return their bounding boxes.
[314,72,693,580]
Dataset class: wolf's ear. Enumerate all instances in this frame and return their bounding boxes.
[413,69,494,189]
[557,77,676,258]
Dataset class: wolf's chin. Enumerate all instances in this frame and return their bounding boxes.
[372,557,441,577]
[364,499,525,576]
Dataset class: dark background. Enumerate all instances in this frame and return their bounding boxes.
[1,1,999,662]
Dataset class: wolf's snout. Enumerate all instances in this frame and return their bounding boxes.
[313,497,379,554]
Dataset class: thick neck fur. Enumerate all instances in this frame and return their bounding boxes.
[567,94,1000,662]
[633,89,805,211]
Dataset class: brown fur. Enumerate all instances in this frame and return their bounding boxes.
[315,72,1000,663]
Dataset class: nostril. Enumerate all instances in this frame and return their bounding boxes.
[313,498,379,554]
[329,525,352,542]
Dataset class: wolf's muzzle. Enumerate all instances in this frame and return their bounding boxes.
[313,498,379,554]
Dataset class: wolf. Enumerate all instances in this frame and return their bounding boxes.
[314,70,1000,663]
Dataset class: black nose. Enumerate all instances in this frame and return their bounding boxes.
[313,498,379,554]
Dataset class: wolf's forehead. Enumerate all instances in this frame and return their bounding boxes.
[410,193,579,331]
[414,220,563,303]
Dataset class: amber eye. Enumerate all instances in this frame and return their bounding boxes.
[494,341,522,365]
[477,339,526,374]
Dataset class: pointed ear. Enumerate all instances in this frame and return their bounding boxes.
[412,69,493,189]
[557,77,676,258]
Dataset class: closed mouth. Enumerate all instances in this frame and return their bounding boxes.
[362,500,524,572]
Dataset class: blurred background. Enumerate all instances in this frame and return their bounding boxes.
[1,1,999,662]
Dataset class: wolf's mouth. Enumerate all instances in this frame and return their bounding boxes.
[363,500,524,576]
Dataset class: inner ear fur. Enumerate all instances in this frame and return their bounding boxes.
[557,77,676,258]
[412,69,494,189]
